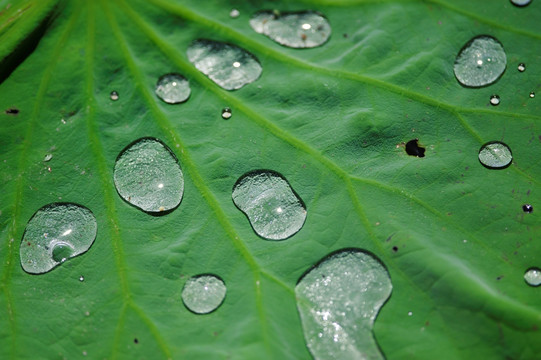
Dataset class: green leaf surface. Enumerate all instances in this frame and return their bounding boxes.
[1,0,540,358]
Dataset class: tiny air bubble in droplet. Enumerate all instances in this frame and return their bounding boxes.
[110,91,119,101]
[490,95,500,106]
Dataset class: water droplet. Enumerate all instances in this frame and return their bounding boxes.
[19,203,97,274]
[43,154,53,162]
[250,10,331,48]
[79,275,85,282]
[155,73,191,104]
[408,311,413,316]
[511,0,532,7]
[232,170,306,240]
[454,35,506,87]
[229,9,240,18]
[490,94,500,106]
[405,139,425,157]
[296,250,392,360]
[524,268,541,286]
[529,91,535,98]
[181,274,226,314]
[522,204,533,213]
[187,39,262,90]
[113,138,184,213]
[478,141,512,169]
[518,63,526,72]
[221,107,232,119]
[110,91,119,101]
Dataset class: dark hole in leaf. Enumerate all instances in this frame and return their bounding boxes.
[522,204,533,213]
[392,246,398,252]
[5,108,19,115]
[134,338,139,344]
[405,139,425,157]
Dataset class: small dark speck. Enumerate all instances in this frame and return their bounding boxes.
[134,338,139,344]
[5,108,19,115]
[496,275,504,281]
[392,246,398,252]
[343,33,348,38]
[523,204,533,213]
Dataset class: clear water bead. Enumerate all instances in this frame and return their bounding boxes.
[187,39,262,90]
[110,91,119,101]
[232,170,306,240]
[511,0,532,7]
[478,141,512,169]
[181,275,226,314]
[221,107,232,119]
[230,9,240,18]
[155,73,191,104]
[530,92,535,98]
[454,35,506,87]
[524,268,541,286]
[296,250,392,360]
[489,95,500,106]
[250,10,331,48]
[518,63,526,72]
[20,203,97,274]
[113,138,184,213]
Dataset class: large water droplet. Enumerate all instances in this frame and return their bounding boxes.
[20,203,97,274]
[490,94,500,106]
[250,10,331,48]
[511,0,532,7]
[113,138,184,213]
[478,141,512,169]
[232,170,306,240]
[454,35,506,87]
[187,39,262,90]
[181,274,226,314]
[524,268,541,286]
[296,250,392,360]
[155,73,191,104]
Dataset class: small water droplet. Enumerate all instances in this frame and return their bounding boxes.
[221,107,232,119]
[529,91,535,98]
[524,268,541,286]
[232,170,306,240]
[522,204,533,213]
[296,250,392,360]
[229,9,240,18]
[511,0,532,7]
[19,203,97,274]
[113,138,184,213]
[181,274,226,314]
[79,275,85,282]
[43,154,53,162]
[454,35,506,87]
[110,91,119,101]
[408,311,413,316]
[187,39,262,90]
[478,141,512,169]
[250,10,331,48]
[405,139,425,157]
[518,63,526,72]
[155,73,191,104]
[490,94,500,106]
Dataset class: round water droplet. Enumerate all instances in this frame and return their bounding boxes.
[522,204,533,213]
[232,170,307,240]
[524,268,541,286]
[187,39,262,90]
[454,35,507,87]
[19,203,97,274]
[155,73,191,104]
[110,91,119,101]
[296,250,392,360]
[250,10,331,48]
[79,275,85,282]
[529,91,535,98]
[490,94,500,106]
[518,63,526,72]
[478,141,512,169]
[113,138,184,213]
[511,0,532,7]
[181,274,226,314]
[221,107,232,119]
[229,9,240,18]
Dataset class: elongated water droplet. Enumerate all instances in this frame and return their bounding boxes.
[511,0,532,7]
[20,203,97,274]
[522,204,533,213]
[454,35,506,87]
[524,268,541,286]
[232,170,306,240]
[221,107,232,119]
[250,10,331,48]
[181,274,226,314]
[529,92,535,98]
[478,141,512,169]
[114,138,184,213]
[155,73,191,104]
[110,91,119,101]
[187,39,262,90]
[490,94,500,106]
[518,63,526,72]
[43,154,53,162]
[296,250,392,360]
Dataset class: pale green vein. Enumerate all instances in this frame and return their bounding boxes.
[0,6,81,358]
